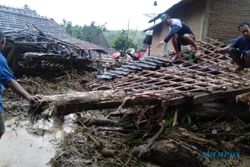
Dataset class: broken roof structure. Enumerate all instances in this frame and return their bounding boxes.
[0,5,109,75]
[34,40,250,117]
[0,5,105,52]
[90,40,250,104]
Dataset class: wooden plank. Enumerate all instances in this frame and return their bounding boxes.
[193,87,250,104]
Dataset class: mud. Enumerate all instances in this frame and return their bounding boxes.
[3,73,250,167]
[0,114,76,167]
[0,120,55,167]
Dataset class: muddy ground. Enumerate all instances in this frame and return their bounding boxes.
[2,71,250,167]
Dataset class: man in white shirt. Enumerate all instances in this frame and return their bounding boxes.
[158,14,201,61]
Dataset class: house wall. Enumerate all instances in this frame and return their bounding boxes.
[151,0,207,55]
[150,25,167,56]
[207,0,250,41]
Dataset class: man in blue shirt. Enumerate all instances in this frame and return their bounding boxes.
[214,22,250,72]
[0,31,41,138]
[158,14,201,61]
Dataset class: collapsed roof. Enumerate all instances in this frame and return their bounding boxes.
[90,39,250,105]
[34,39,250,117]
[0,5,106,52]
[0,5,108,75]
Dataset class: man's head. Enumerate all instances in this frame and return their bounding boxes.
[238,22,250,39]
[0,31,6,50]
[160,13,171,26]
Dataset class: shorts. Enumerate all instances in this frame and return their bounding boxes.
[177,33,195,45]
[0,112,5,138]
[176,34,195,51]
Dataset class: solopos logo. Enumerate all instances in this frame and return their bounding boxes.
[202,151,240,158]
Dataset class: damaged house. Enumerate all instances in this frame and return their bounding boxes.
[35,39,250,166]
[0,5,107,75]
[18,2,250,166]
[145,0,250,55]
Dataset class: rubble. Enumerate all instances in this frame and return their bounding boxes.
[25,39,250,166]
[3,27,95,75]
[0,5,109,76]
[31,40,250,119]
[4,37,250,166]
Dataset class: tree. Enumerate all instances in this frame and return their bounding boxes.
[81,22,107,43]
[61,20,108,45]
[61,20,143,49]
[24,4,29,9]
[61,19,74,36]
[111,30,136,50]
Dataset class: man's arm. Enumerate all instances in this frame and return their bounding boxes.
[0,52,42,102]
[158,25,181,48]
[164,25,181,44]
[214,46,230,53]
[7,79,41,102]
[215,37,240,53]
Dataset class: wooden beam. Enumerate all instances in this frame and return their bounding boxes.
[193,87,250,104]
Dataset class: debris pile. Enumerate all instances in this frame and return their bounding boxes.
[9,38,248,166]
[4,27,93,75]
[32,39,250,119]
[27,39,250,166]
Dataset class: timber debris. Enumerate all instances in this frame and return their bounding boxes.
[32,39,250,117]
[4,27,94,75]
[23,39,250,167]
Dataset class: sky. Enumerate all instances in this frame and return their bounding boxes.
[1,0,181,30]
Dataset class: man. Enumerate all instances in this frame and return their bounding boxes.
[158,14,201,61]
[214,22,250,71]
[0,31,41,138]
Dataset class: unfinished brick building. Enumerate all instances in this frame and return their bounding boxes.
[146,0,250,55]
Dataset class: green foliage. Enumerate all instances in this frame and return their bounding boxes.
[130,138,145,146]
[81,21,107,43]
[180,113,192,125]
[128,132,150,146]
[61,20,107,43]
[111,30,137,50]
[61,19,74,36]
[24,4,29,9]
[163,118,174,128]
[61,19,146,49]
[163,118,174,135]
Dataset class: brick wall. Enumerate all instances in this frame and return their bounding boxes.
[151,24,169,56]
[172,0,206,40]
[207,0,250,41]
[150,0,250,55]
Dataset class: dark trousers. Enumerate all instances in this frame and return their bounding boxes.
[229,47,250,67]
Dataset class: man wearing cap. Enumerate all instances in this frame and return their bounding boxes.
[158,14,201,61]
[0,31,42,139]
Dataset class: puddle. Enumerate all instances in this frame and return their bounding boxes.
[0,114,76,167]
